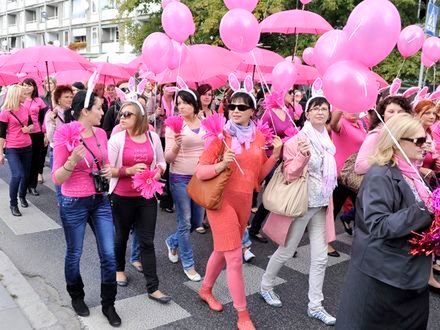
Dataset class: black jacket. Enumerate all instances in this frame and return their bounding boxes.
[352,164,433,290]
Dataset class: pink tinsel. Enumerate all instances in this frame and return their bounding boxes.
[282,126,299,143]
[53,121,85,152]
[201,113,226,146]
[409,187,440,256]
[164,115,184,134]
[256,120,274,146]
[132,169,165,200]
[263,90,285,112]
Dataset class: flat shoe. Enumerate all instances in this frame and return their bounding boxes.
[10,206,22,217]
[28,188,39,196]
[327,250,340,257]
[131,263,143,273]
[148,293,172,304]
[195,227,206,234]
[161,207,174,213]
[19,197,29,208]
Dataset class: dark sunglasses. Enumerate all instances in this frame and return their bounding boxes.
[120,87,129,93]
[227,104,251,112]
[120,111,136,119]
[401,137,427,147]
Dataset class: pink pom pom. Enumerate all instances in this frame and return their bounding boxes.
[201,113,226,145]
[164,115,184,133]
[256,120,274,146]
[132,169,165,200]
[263,90,285,112]
[53,121,85,152]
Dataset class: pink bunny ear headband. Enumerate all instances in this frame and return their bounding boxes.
[229,73,257,109]
[413,85,440,105]
[378,78,420,100]
[115,77,147,115]
[84,71,100,109]
[305,78,331,112]
[165,76,198,102]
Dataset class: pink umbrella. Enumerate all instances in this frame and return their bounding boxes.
[93,62,132,83]
[260,10,333,35]
[236,48,284,74]
[240,64,319,85]
[54,70,92,85]
[0,72,19,86]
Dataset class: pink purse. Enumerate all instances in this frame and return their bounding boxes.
[262,213,294,247]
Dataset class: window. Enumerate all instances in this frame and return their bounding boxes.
[25,10,37,23]
[47,5,58,19]
[10,37,16,48]
[72,0,86,19]
[92,0,98,14]
[63,1,70,19]
[7,14,16,26]
[63,31,69,47]
[103,0,116,9]
[91,27,98,46]
[74,35,86,43]
[102,27,119,43]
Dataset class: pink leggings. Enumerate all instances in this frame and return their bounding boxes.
[202,247,246,310]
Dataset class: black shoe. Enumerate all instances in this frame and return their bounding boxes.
[71,298,90,317]
[19,197,29,208]
[161,207,174,213]
[249,232,268,243]
[28,188,39,196]
[148,293,172,304]
[328,250,341,257]
[102,306,121,327]
[10,206,22,217]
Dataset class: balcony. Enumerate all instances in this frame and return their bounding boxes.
[46,17,59,29]
[26,22,38,32]
[102,42,120,53]
[101,8,118,21]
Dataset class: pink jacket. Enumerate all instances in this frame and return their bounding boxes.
[264,132,336,244]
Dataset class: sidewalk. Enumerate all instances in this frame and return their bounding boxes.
[0,281,32,330]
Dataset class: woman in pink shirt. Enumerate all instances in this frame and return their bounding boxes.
[0,85,34,216]
[198,84,215,118]
[108,100,171,304]
[52,90,121,327]
[21,78,48,196]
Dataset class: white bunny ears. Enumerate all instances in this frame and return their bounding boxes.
[413,85,440,105]
[305,78,328,112]
[379,78,420,100]
[165,76,198,103]
[229,73,257,109]
[84,71,100,109]
[115,77,148,115]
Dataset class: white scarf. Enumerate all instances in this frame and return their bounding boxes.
[301,120,337,198]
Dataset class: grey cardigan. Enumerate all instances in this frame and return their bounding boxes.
[351,164,433,290]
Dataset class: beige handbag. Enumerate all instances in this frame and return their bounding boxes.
[262,162,308,217]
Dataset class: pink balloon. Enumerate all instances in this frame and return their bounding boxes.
[421,52,436,68]
[141,32,173,74]
[285,56,302,66]
[167,41,188,70]
[314,29,352,75]
[397,25,425,59]
[300,0,312,4]
[162,2,195,43]
[220,9,260,53]
[344,0,401,67]
[161,0,180,9]
[224,0,258,12]
[322,60,378,113]
[422,37,440,62]
[302,47,315,66]
[271,61,297,92]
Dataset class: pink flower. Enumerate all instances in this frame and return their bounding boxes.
[53,121,85,152]
[263,90,285,112]
[132,169,165,200]
[282,126,299,143]
[164,115,184,134]
[256,120,274,146]
[201,113,226,146]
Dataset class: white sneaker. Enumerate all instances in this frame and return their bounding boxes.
[307,307,336,326]
[260,289,282,308]
[165,239,178,263]
[184,268,202,282]
[243,249,256,263]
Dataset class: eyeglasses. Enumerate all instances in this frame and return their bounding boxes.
[401,137,427,147]
[309,106,329,113]
[120,111,136,119]
[227,104,251,112]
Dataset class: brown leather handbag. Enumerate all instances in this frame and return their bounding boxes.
[186,142,232,210]
[338,152,364,193]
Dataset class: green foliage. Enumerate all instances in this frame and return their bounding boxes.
[117,0,436,86]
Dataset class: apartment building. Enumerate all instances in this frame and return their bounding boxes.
[0,0,148,59]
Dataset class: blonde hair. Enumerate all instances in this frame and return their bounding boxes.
[370,113,424,166]
[2,85,23,111]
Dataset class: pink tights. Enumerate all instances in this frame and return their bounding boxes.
[202,247,247,310]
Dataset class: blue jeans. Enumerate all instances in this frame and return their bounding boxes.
[242,228,252,249]
[5,146,32,206]
[130,228,141,263]
[60,194,116,285]
[166,174,204,270]
[49,147,62,204]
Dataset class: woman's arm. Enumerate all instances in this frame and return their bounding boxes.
[355,132,379,175]
[53,144,86,185]
[164,127,181,164]
[195,138,230,180]
[283,135,310,182]
[152,133,167,173]
[329,111,343,133]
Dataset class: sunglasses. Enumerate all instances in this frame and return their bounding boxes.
[120,87,129,93]
[401,137,427,147]
[227,104,251,112]
[120,111,136,119]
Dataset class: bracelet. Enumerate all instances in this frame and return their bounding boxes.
[424,170,433,179]
[63,164,73,172]
[119,166,128,178]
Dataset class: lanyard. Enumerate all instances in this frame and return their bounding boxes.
[81,130,105,171]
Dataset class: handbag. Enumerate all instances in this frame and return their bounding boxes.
[262,213,294,247]
[262,161,308,217]
[186,142,232,210]
[338,152,364,193]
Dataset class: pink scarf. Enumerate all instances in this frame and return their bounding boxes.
[162,96,175,117]
[395,154,430,204]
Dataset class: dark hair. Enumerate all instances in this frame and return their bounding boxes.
[53,85,73,105]
[137,94,148,104]
[71,90,96,120]
[72,82,85,90]
[306,96,330,112]
[116,80,128,87]
[370,95,412,131]
[176,90,200,114]
[197,84,212,96]
[230,92,256,110]
[22,78,38,98]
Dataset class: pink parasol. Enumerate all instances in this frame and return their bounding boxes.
[236,48,284,74]
[0,72,19,86]
[93,62,132,84]
[260,9,333,35]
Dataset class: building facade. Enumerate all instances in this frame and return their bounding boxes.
[0,0,147,59]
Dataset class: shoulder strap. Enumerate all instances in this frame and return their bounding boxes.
[9,111,25,128]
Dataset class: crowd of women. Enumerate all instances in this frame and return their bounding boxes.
[0,74,439,330]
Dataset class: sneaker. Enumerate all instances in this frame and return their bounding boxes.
[165,239,178,263]
[184,268,202,282]
[307,307,336,326]
[260,289,282,308]
[243,249,256,263]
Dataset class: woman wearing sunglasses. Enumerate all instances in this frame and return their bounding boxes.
[337,113,433,329]
[195,91,282,330]
[108,101,171,304]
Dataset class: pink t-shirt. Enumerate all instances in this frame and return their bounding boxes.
[332,117,367,174]
[114,132,154,197]
[22,97,46,133]
[0,105,32,148]
[52,126,110,197]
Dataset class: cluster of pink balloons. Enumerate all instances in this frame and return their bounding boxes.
[422,37,440,68]
[220,1,260,53]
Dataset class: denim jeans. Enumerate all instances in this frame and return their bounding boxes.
[49,147,62,203]
[166,174,204,270]
[242,228,252,249]
[4,146,32,206]
[60,194,116,285]
[130,228,141,263]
